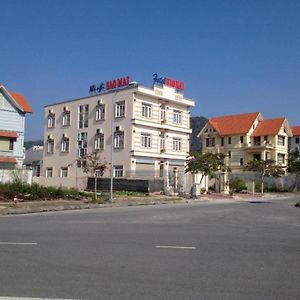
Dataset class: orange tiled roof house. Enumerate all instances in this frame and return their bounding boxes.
[198,112,292,171]
[290,126,300,152]
[0,84,32,169]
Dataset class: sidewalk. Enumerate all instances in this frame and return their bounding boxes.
[0,193,295,215]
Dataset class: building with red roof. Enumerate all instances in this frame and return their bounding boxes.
[0,84,32,169]
[198,112,292,170]
[290,126,300,151]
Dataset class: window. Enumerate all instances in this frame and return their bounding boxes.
[206,138,215,147]
[278,135,285,146]
[115,101,125,118]
[173,110,182,124]
[77,132,88,157]
[77,159,87,169]
[240,136,244,144]
[278,153,285,165]
[62,110,71,126]
[95,133,104,150]
[47,139,54,154]
[114,131,124,149]
[296,137,300,144]
[240,158,244,166]
[142,103,152,118]
[160,105,166,121]
[221,137,224,147]
[47,112,55,128]
[141,133,151,148]
[254,136,261,146]
[114,165,123,177]
[46,168,53,177]
[61,136,70,153]
[173,138,182,151]
[160,133,165,150]
[95,169,104,177]
[95,104,105,121]
[60,167,68,177]
[228,151,231,159]
[78,105,89,128]
[9,140,14,151]
[228,137,231,145]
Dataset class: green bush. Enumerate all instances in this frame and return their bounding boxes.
[229,177,247,193]
[0,182,87,201]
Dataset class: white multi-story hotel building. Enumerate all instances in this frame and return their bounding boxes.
[41,77,195,189]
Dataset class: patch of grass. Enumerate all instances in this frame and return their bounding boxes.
[113,190,148,197]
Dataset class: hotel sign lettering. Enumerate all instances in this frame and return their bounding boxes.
[153,73,184,91]
[89,76,130,94]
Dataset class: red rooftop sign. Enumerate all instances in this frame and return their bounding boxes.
[153,73,185,91]
[90,76,130,94]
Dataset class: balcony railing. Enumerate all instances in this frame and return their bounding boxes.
[243,140,273,149]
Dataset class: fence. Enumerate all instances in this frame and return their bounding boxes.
[229,171,300,192]
[87,177,164,193]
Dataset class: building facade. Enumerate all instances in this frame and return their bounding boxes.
[0,84,32,169]
[24,145,43,177]
[41,79,195,188]
[290,126,300,152]
[198,112,292,171]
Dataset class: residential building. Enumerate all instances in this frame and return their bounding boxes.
[198,112,292,170]
[0,84,32,168]
[24,145,43,177]
[290,126,300,152]
[41,77,195,188]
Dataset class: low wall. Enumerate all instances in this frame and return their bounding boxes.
[33,176,87,190]
[87,177,164,193]
[0,168,32,184]
[229,171,300,192]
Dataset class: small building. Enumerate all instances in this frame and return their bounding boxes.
[0,84,32,169]
[290,126,300,152]
[23,145,43,177]
[40,76,195,189]
[198,112,292,171]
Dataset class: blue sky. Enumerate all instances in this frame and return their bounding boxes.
[1,0,299,140]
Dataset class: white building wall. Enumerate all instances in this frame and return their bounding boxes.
[42,84,195,189]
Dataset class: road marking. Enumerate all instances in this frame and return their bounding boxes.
[156,245,196,250]
[0,242,38,245]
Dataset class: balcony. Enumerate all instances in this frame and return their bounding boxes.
[244,140,274,153]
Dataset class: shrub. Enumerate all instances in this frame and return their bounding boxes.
[229,177,247,193]
[0,182,87,201]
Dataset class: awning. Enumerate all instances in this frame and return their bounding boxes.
[0,131,17,138]
[0,156,17,164]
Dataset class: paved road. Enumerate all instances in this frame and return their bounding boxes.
[0,197,299,300]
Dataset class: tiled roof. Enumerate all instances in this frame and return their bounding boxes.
[209,112,260,135]
[0,131,17,138]
[251,118,285,137]
[291,126,300,136]
[10,92,33,113]
[0,84,32,113]
[0,156,17,164]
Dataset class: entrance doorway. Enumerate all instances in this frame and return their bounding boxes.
[253,154,261,160]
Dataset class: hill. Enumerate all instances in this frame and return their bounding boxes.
[24,140,44,150]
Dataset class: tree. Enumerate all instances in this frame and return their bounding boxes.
[244,159,285,194]
[185,152,229,185]
[288,149,300,192]
[78,150,107,200]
